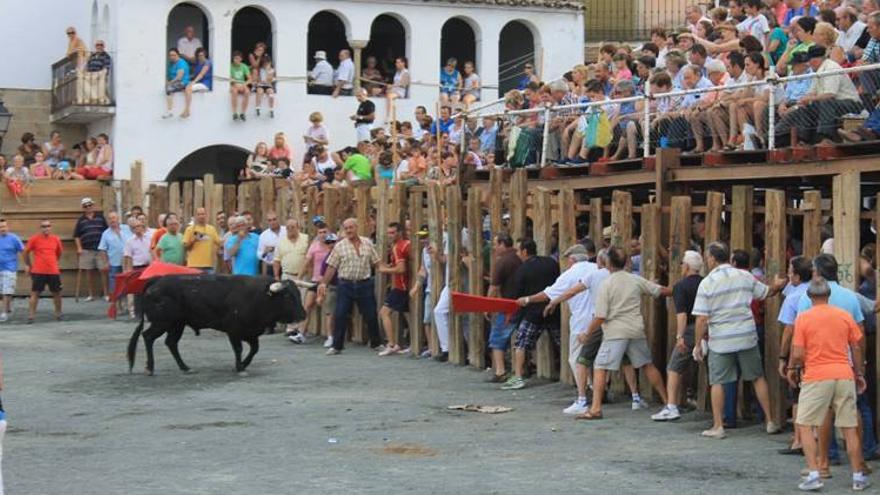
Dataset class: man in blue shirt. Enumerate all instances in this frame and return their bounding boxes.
[794,254,870,475]
[775,256,813,456]
[428,106,454,135]
[224,216,260,276]
[164,48,191,119]
[98,212,131,298]
[0,219,24,322]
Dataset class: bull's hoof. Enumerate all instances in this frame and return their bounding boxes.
[182,368,197,374]
[237,371,249,377]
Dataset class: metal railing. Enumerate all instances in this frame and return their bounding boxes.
[51,54,115,113]
[455,62,880,168]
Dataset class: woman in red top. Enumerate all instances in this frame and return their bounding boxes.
[268,132,292,163]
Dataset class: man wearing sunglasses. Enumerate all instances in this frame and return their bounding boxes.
[24,220,64,323]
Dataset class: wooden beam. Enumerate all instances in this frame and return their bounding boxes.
[801,190,823,258]
[258,177,275,226]
[426,183,444,356]
[203,174,216,225]
[589,197,603,245]
[182,180,194,223]
[374,181,389,327]
[222,185,236,219]
[289,181,304,228]
[446,185,465,365]
[704,191,724,245]
[610,190,632,253]
[510,169,528,240]
[409,189,426,357]
[730,185,753,253]
[130,160,143,212]
[533,187,557,380]
[323,186,339,233]
[101,184,117,217]
[640,202,662,399]
[764,189,787,430]
[832,172,860,290]
[489,167,504,233]
[557,188,577,385]
[667,196,692,357]
[193,180,205,217]
[467,187,485,370]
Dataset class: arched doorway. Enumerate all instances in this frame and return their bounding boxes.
[232,6,273,62]
[307,11,350,72]
[166,145,250,184]
[440,17,477,73]
[166,2,210,55]
[499,21,535,94]
[364,14,407,92]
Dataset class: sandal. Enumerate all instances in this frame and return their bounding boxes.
[575,410,604,420]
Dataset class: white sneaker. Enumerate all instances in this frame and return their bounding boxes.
[323,336,333,348]
[632,397,649,410]
[325,348,340,356]
[651,406,681,422]
[84,296,94,302]
[288,333,306,344]
[0,313,7,323]
[161,112,173,119]
[798,475,824,491]
[563,400,589,415]
[701,427,726,439]
[378,345,400,357]
[766,421,783,434]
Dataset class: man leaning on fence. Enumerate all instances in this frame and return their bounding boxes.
[319,218,383,355]
[692,241,787,439]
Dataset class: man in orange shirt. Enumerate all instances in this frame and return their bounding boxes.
[149,213,168,256]
[377,222,410,356]
[789,277,869,492]
[24,220,64,323]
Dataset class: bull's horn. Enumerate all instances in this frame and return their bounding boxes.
[269,282,284,293]
[293,279,317,289]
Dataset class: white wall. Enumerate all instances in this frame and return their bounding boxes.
[0,0,94,89]
[105,0,583,182]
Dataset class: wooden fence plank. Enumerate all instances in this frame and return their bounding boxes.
[764,189,787,429]
[130,161,143,212]
[258,177,275,226]
[467,188,485,370]
[203,174,216,225]
[589,197,603,245]
[534,188,556,380]
[731,185,753,253]
[510,169,527,240]
[705,191,724,246]
[168,182,180,217]
[222,185,236,218]
[801,190,822,258]
[183,180,194,223]
[426,183,444,356]
[668,196,692,357]
[833,172,860,290]
[446,185,465,365]
[640,202,662,399]
[557,188,577,385]
[610,190,632,253]
[409,189,426,357]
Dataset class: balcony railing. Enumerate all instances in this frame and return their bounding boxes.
[51,55,115,122]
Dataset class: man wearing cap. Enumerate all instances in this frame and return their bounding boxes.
[73,197,108,302]
[775,45,864,145]
[789,277,869,492]
[310,50,335,95]
[516,243,597,413]
[274,218,309,342]
[652,250,704,422]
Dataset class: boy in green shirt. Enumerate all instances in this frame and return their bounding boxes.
[230,50,251,121]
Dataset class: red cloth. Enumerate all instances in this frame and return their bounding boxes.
[107,262,201,318]
[451,292,520,316]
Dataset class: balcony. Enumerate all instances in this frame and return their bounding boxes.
[50,55,115,124]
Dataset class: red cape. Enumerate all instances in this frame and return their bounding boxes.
[451,292,521,316]
[107,262,202,319]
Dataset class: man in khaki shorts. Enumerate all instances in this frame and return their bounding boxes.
[73,197,108,301]
[788,277,869,492]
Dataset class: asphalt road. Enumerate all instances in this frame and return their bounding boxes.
[0,300,856,494]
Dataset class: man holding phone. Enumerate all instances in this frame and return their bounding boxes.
[183,207,221,272]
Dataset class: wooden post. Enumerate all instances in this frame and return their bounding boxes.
[489,167,504,233]
[510,169,527,240]
[203,174,215,224]
[446,185,465,365]
[183,180,194,223]
[640,202,662,399]
[704,191,724,246]
[533,188,557,380]
[130,161,143,211]
[222,185,237,218]
[323,186,339,233]
[120,180,132,213]
[731,185,753,253]
[259,177,275,222]
[610,190,632,252]
[374,181,390,328]
[558,188,577,385]
[289,182,304,227]
[193,180,205,218]
[426,183,444,356]
[764,189,787,429]
[149,185,169,226]
[409,189,426,357]
[832,172,860,290]
[351,184,371,344]
[101,184,117,216]
[589,197,603,245]
[801,190,823,258]
[467,187,485,370]
[146,184,159,226]
[168,182,180,217]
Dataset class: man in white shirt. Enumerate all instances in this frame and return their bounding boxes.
[837,7,869,54]
[257,212,286,276]
[176,26,202,66]
[775,45,864,145]
[309,51,335,95]
[333,49,355,98]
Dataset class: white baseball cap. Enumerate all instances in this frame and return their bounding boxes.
[314,50,327,60]
[81,197,94,206]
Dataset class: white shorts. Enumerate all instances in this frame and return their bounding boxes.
[191,82,210,93]
[356,123,373,143]
[0,271,16,295]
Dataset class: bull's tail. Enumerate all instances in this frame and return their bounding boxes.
[127,314,145,373]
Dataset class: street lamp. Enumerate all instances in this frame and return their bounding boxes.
[0,101,12,151]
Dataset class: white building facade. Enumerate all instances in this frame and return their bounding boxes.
[2,0,584,183]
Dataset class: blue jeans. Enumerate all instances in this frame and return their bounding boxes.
[829,392,878,462]
[333,278,382,350]
[108,265,123,295]
[488,314,516,351]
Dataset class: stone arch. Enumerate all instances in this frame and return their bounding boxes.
[231,5,275,63]
[167,2,212,55]
[440,16,481,73]
[499,20,539,93]
[166,144,251,184]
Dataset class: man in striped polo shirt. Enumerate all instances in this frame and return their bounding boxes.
[693,241,787,439]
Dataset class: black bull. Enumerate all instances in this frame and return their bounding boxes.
[127,275,306,375]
